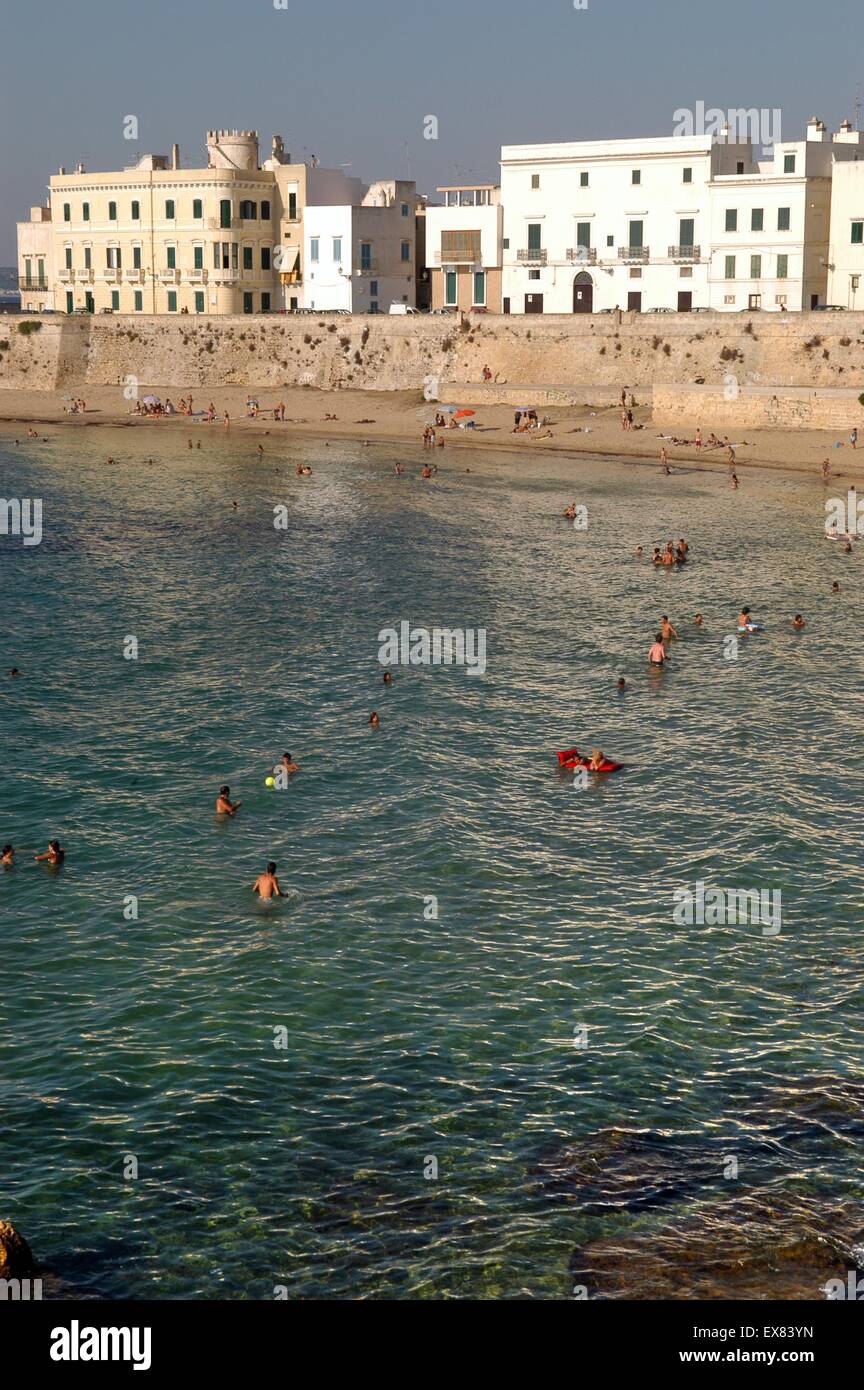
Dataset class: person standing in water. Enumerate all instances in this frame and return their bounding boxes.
[35,839,65,866]
[278,753,300,775]
[648,634,669,666]
[216,786,241,816]
[660,614,679,642]
[2,844,15,866]
[253,863,283,899]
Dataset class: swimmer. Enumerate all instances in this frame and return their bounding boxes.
[253,862,283,899]
[279,753,300,775]
[395,464,404,476]
[635,546,643,557]
[2,844,14,866]
[738,606,756,629]
[588,749,606,771]
[694,613,703,626]
[844,540,853,553]
[421,465,432,479]
[216,786,241,816]
[652,547,662,566]
[616,678,627,692]
[660,614,679,642]
[8,668,21,678]
[382,671,393,685]
[369,712,381,728]
[257,444,264,458]
[35,839,65,866]
[792,614,806,628]
[832,581,841,593]
[648,633,669,665]
[731,471,739,489]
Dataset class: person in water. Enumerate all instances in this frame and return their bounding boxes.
[652,547,662,566]
[253,862,283,899]
[738,606,756,629]
[382,671,393,685]
[369,712,381,728]
[694,613,704,626]
[588,749,606,771]
[279,753,300,775]
[660,614,679,642]
[8,668,20,678]
[216,786,241,816]
[35,839,65,866]
[2,844,14,866]
[648,634,668,665]
[832,581,841,593]
[793,614,806,628]
[617,677,627,692]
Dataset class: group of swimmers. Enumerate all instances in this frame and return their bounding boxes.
[2,841,66,869]
[637,539,689,567]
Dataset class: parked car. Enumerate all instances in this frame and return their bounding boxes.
[389,303,418,315]
[814,303,845,311]
[646,306,674,314]
[429,306,456,315]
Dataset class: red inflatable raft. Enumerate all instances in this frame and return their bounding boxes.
[557,748,623,774]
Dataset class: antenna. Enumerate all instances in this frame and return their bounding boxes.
[855,83,862,132]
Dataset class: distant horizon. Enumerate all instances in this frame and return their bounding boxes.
[2,0,863,260]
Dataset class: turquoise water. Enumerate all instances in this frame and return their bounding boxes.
[1,426,863,1299]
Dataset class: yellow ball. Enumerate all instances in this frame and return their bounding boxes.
[265,776,275,789]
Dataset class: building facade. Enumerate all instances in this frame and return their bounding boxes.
[826,143,864,309]
[302,180,418,312]
[425,186,503,312]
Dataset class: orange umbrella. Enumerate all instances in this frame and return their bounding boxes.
[454,409,476,419]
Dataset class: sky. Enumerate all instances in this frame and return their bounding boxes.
[1,0,862,261]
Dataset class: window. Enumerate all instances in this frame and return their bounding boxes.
[370,280,378,296]
[261,291,271,312]
[84,246,92,269]
[527,223,542,251]
[261,200,270,220]
[628,220,643,248]
[751,208,764,231]
[231,243,238,270]
[107,246,121,268]
[683,167,692,184]
[679,266,693,278]
[576,222,591,249]
[167,290,177,311]
[736,161,745,174]
[288,193,297,220]
[63,202,71,221]
[473,271,486,305]
[531,174,540,189]
[243,292,253,314]
[632,169,641,185]
[777,254,788,279]
[167,246,176,269]
[629,267,642,279]
[134,290,143,311]
[82,202,90,221]
[750,254,762,278]
[240,200,257,219]
[332,237,342,261]
[193,199,203,219]
[778,207,790,231]
[852,222,864,244]
[65,246,73,269]
[401,202,409,217]
[310,238,320,263]
[193,245,204,270]
[109,201,117,220]
[261,246,271,270]
[580,172,589,187]
[360,242,372,270]
[131,200,140,220]
[606,234,614,247]
[748,293,762,309]
[220,200,232,229]
[502,238,510,250]
[528,269,541,280]
[165,199,175,219]
[725,255,736,279]
[195,291,205,313]
[445,271,457,305]
[401,240,411,262]
[243,246,253,270]
[442,230,480,261]
[24,259,31,281]
[678,218,694,248]
[725,209,738,232]
[784,154,796,173]
[111,290,119,310]
[370,301,379,314]
[133,245,142,269]
[724,294,736,304]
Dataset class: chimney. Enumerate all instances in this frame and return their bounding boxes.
[172,143,180,169]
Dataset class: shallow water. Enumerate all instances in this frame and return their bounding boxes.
[1,424,863,1299]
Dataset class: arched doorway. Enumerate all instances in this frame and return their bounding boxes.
[573,272,593,313]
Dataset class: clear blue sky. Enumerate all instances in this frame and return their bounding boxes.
[1,0,861,261]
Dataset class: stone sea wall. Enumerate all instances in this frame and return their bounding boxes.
[1,311,864,424]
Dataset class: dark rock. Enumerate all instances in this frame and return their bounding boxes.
[0,1220,36,1279]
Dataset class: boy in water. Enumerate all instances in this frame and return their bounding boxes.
[216,786,241,816]
[648,634,668,665]
[253,862,283,899]
[35,839,65,866]
[2,844,14,866]
[279,753,300,775]
[660,615,679,642]
[793,615,806,629]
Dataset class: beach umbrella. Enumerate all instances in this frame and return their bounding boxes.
[454,409,476,419]
[143,395,160,405]
[439,404,458,413]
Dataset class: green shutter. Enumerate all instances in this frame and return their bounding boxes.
[629,220,643,248]
[852,222,864,245]
[725,255,736,279]
[445,271,457,305]
[576,222,591,248]
[243,246,253,269]
[134,290,143,311]
[131,200,140,220]
[194,245,204,269]
[195,291,205,312]
[220,200,232,228]
[679,219,694,248]
[527,223,542,251]
[111,290,119,310]
[725,209,737,232]
[167,290,177,312]
[777,255,788,279]
[167,246,176,269]
[473,271,485,306]
[193,199,202,219]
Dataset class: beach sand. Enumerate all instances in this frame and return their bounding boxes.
[3,383,864,481]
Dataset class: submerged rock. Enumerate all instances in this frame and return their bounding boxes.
[0,1220,36,1279]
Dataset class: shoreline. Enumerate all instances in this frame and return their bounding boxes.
[3,384,864,482]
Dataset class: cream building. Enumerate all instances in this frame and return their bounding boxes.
[826,143,864,309]
[302,180,418,313]
[17,131,416,316]
[425,186,503,312]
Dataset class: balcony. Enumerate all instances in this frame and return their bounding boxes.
[618,245,649,262]
[566,247,597,264]
[212,268,239,283]
[19,278,48,291]
[125,268,145,282]
[357,260,379,275]
[58,267,74,282]
[101,268,121,282]
[77,268,94,282]
[187,268,208,283]
[159,268,180,283]
[668,244,700,262]
[517,248,547,264]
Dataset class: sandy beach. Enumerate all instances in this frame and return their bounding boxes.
[3,383,864,482]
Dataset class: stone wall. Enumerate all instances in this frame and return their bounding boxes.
[2,310,864,404]
[653,383,864,430]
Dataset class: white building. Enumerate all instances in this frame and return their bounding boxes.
[827,140,864,309]
[425,186,503,311]
[303,180,418,313]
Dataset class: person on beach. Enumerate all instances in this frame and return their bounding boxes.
[35,840,65,866]
[421,465,432,479]
[821,458,831,481]
[648,634,669,666]
[660,447,669,473]
[279,753,300,775]
[660,614,679,642]
[216,786,241,816]
[852,428,858,450]
[731,471,739,490]
[253,863,283,899]
[2,844,14,866]
[395,463,404,475]
[695,427,702,449]
[793,615,806,628]
[223,412,230,429]
[728,446,737,465]
[369,712,381,728]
